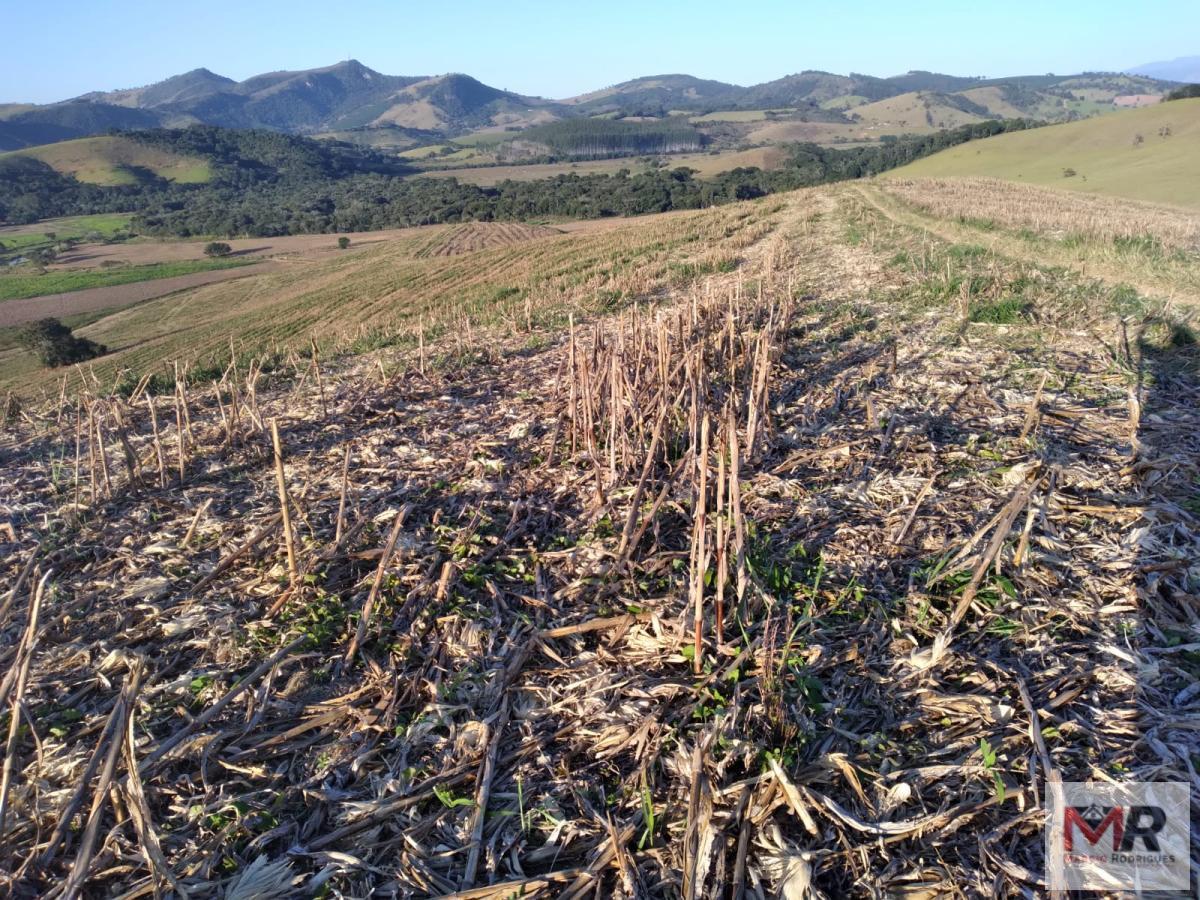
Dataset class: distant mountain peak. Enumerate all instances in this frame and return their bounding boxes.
[2,61,1182,154]
[183,67,230,80]
[1129,55,1200,83]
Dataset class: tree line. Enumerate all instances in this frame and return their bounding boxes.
[1,120,1040,236]
[503,119,706,160]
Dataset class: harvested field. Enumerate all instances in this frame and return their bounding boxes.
[883,177,1200,251]
[864,181,1200,309]
[412,222,563,258]
[0,184,1197,897]
[0,202,779,395]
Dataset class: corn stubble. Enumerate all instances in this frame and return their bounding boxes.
[0,185,1196,897]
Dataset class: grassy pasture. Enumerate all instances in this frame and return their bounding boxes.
[747,119,897,144]
[886,99,1200,208]
[851,92,986,132]
[0,213,133,243]
[688,109,785,123]
[819,95,869,110]
[1,135,212,185]
[450,130,513,147]
[0,213,136,263]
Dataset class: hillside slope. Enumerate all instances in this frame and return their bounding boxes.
[2,65,1175,150]
[1,134,212,185]
[0,102,161,151]
[1,183,1196,896]
[885,98,1200,207]
[852,91,988,132]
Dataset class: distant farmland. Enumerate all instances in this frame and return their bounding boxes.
[417,147,790,186]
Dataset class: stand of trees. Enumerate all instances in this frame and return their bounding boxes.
[1,120,1039,236]
[18,318,107,368]
[1166,85,1200,101]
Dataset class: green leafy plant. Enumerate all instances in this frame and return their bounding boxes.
[638,772,656,850]
[979,738,1005,801]
[433,784,474,809]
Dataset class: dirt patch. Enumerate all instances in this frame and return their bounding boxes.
[413,222,563,257]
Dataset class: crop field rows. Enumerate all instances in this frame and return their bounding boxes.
[0,206,779,396]
[0,183,1197,896]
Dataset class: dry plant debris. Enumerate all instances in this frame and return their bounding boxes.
[0,185,1197,897]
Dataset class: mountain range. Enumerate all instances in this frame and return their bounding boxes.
[0,60,1181,152]
[1129,56,1200,84]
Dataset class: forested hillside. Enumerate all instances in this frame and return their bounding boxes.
[1,120,1038,235]
[2,62,1171,150]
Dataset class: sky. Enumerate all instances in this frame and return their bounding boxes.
[2,0,1197,103]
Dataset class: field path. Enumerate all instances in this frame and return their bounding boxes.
[0,261,281,327]
[855,183,1200,305]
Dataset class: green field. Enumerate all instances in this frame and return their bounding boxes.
[450,130,511,148]
[40,213,134,237]
[401,144,489,167]
[886,99,1200,208]
[0,258,252,302]
[820,95,869,111]
[1,135,212,185]
[0,214,135,261]
[0,213,132,243]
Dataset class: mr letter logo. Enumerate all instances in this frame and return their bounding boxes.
[1047,781,1190,891]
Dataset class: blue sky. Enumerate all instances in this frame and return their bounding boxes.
[3,0,1196,103]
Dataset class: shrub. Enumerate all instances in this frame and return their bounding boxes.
[338,236,350,250]
[204,241,232,257]
[17,318,107,368]
[1165,84,1200,101]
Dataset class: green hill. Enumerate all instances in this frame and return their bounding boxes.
[1,135,212,185]
[885,99,1200,208]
